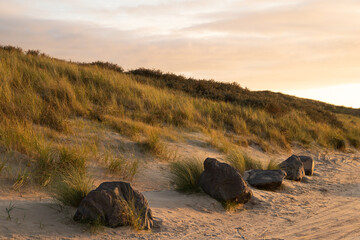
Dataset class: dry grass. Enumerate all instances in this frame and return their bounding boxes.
[1,46,359,154]
[226,149,263,174]
[52,167,94,207]
[12,167,30,190]
[106,154,139,181]
[221,201,243,212]
[169,157,204,193]
[266,159,280,170]
[139,131,178,160]
[206,130,234,153]
[117,192,148,230]
[104,116,145,141]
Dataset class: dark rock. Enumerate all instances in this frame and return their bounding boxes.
[247,169,287,190]
[74,181,153,229]
[297,155,314,176]
[198,158,252,204]
[279,155,305,181]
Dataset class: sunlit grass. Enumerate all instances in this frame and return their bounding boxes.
[206,130,234,153]
[106,154,139,181]
[226,149,263,174]
[52,167,94,207]
[1,46,359,153]
[140,132,168,158]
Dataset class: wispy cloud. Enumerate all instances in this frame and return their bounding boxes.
[0,0,359,102]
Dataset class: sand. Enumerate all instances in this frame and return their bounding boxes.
[0,136,359,239]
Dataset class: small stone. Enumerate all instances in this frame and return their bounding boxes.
[279,155,305,181]
[247,169,287,190]
[297,155,315,176]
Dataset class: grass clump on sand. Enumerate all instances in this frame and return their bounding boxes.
[221,200,243,212]
[12,168,30,190]
[206,130,233,153]
[169,158,204,193]
[34,145,87,187]
[104,116,145,141]
[266,159,280,170]
[140,132,168,158]
[57,146,87,173]
[226,149,263,174]
[106,154,139,181]
[117,193,147,230]
[52,167,94,207]
[226,150,280,174]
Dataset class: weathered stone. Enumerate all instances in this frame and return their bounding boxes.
[247,169,287,190]
[199,158,252,204]
[297,155,314,176]
[74,181,153,229]
[279,155,305,181]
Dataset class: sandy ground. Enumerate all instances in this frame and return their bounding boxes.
[0,132,359,239]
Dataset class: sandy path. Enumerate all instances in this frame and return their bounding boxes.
[0,150,359,239]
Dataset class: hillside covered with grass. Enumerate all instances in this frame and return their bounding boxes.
[1,46,359,149]
[0,45,359,196]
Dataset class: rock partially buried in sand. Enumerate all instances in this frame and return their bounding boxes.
[199,158,252,204]
[247,169,287,190]
[279,155,305,181]
[73,181,153,230]
[297,155,314,176]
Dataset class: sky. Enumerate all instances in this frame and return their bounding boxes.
[0,0,359,108]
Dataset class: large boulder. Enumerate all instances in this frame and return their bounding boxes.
[198,158,252,204]
[297,155,314,176]
[74,181,153,229]
[246,169,287,190]
[279,155,305,181]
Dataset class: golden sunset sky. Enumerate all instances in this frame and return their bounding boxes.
[1,0,359,108]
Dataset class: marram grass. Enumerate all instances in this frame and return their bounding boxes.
[226,149,263,174]
[52,167,94,207]
[169,158,204,193]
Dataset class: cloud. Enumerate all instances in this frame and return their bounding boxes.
[0,0,360,94]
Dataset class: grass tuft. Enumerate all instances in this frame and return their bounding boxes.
[107,154,139,181]
[52,168,94,207]
[140,132,167,157]
[169,158,204,193]
[5,202,17,220]
[12,168,30,190]
[118,193,145,230]
[226,149,263,174]
[206,130,233,153]
[221,200,243,212]
[266,159,280,170]
[57,146,87,174]
[34,144,55,186]
[38,106,68,132]
[329,135,346,151]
